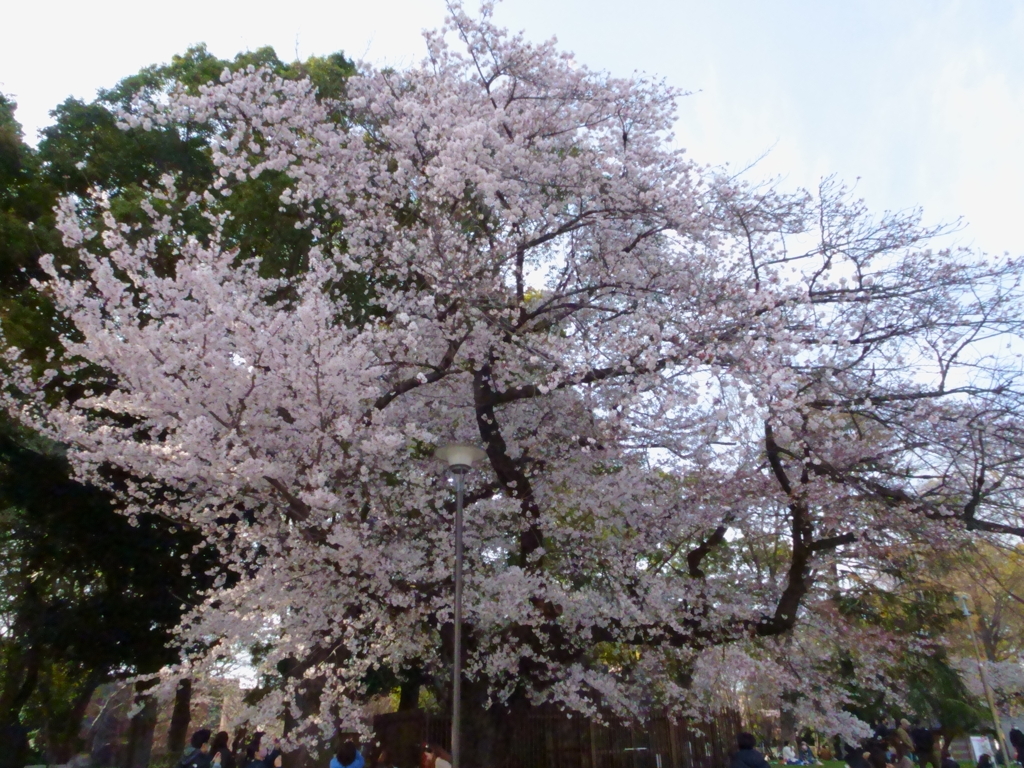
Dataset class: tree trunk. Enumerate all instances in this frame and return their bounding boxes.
[281,658,327,768]
[283,691,326,768]
[0,643,40,768]
[123,681,158,768]
[398,681,420,711]
[89,684,132,767]
[43,674,100,764]
[459,679,531,768]
[167,678,192,755]
[0,724,31,768]
[438,620,528,768]
[780,692,798,744]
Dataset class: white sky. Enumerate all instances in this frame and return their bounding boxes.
[2,0,1022,257]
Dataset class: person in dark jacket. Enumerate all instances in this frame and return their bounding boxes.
[844,743,872,768]
[731,732,770,768]
[210,731,236,768]
[265,738,283,767]
[864,738,889,768]
[241,733,270,768]
[181,729,214,768]
[912,726,940,768]
[1009,728,1024,765]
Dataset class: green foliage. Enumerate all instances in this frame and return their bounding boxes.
[0,417,213,673]
[36,43,356,282]
[1,46,362,749]
[0,414,221,760]
[0,96,63,377]
[0,96,61,289]
[833,581,986,733]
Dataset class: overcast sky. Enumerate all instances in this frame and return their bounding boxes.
[2,0,1022,256]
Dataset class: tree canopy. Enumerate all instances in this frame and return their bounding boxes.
[3,5,1024,760]
[0,42,354,763]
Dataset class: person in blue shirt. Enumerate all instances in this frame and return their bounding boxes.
[331,741,365,768]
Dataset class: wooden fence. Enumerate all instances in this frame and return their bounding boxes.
[372,708,741,768]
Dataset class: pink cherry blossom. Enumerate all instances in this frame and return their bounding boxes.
[4,3,1024,746]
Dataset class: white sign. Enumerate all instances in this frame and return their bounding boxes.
[970,735,995,761]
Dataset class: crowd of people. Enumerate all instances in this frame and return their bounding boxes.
[178,722,1022,768]
[729,720,1024,768]
[177,729,283,768]
[777,739,822,765]
[177,729,441,768]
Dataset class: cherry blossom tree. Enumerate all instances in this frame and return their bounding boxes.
[5,3,1024,758]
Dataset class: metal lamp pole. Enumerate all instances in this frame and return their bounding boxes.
[436,444,486,768]
[956,593,1011,764]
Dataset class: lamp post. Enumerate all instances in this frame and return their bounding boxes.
[435,443,487,768]
[955,593,1010,764]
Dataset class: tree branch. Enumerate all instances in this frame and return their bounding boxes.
[473,361,544,568]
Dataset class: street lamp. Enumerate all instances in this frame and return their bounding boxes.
[955,593,1011,764]
[435,443,487,768]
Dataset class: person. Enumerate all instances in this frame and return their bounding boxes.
[422,743,452,768]
[332,741,366,768]
[181,729,214,768]
[231,728,249,757]
[892,720,915,768]
[782,740,798,764]
[799,741,820,765]
[266,738,282,767]
[248,747,265,768]
[864,739,890,768]
[730,732,770,768]
[940,748,959,768]
[245,745,271,768]
[843,744,871,768]
[979,755,995,768]
[912,724,940,768]
[210,731,236,768]
[1010,728,1024,765]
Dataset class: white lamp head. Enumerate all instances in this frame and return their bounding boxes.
[954,593,972,617]
[435,443,487,473]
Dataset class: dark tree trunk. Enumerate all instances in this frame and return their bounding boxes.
[780,693,798,744]
[460,680,531,768]
[89,684,132,767]
[438,620,530,768]
[281,657,327,768]
[123,681,158,768]
[0,643,41,768]
[167,678,192,755]
[43,675,100,764]
[231,726,249,756]
[0,724,31,768]
[397,679,417,708]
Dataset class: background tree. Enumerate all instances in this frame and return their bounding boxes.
[921,542,1024,713]
[5,6,1024,764]
[0,416,214,765]
[940,543,1024,663]
[0,44,354,764]
[834,562,987,740]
